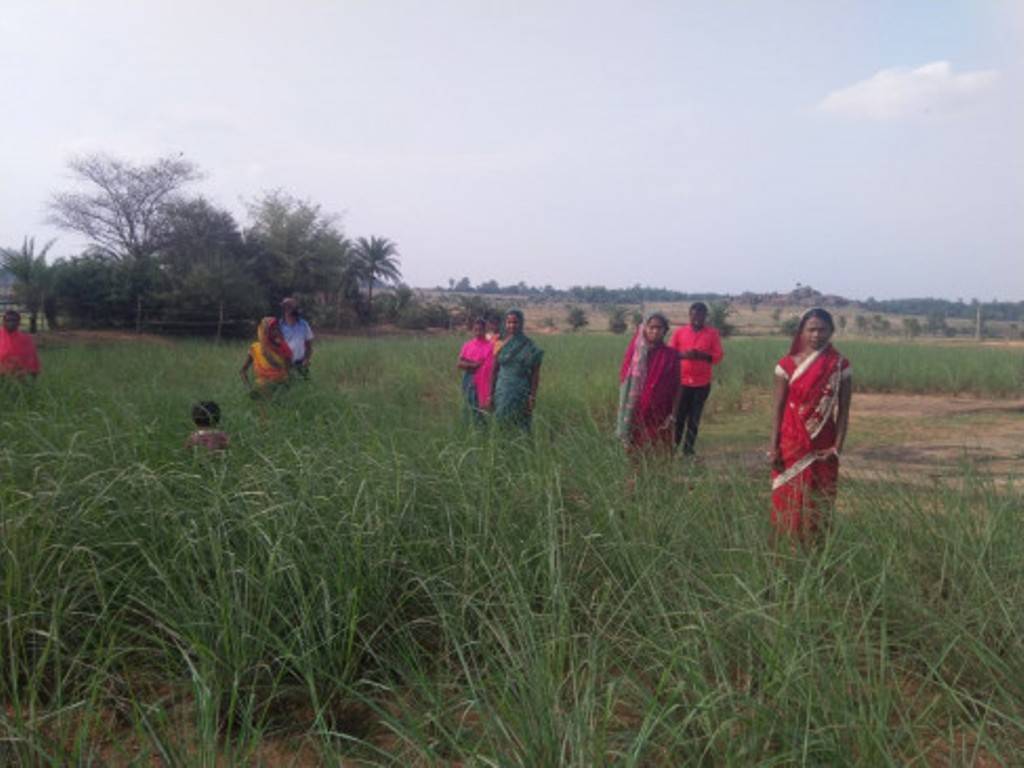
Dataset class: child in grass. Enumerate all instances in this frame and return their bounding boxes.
[185,401,230,451]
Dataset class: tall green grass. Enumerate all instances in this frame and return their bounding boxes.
[0,335,1021,764]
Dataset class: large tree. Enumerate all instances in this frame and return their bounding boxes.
[49,154,201,262]
[352,236,401,318]
[244,191,355,324]
[48,153,201,329]
[1,237,56,332]
[159,198,264,338]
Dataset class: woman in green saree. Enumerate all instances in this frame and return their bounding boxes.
[489,309,544,431]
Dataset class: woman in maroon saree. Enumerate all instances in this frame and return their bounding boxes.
[769,308,852,541]
[616,312,682,452]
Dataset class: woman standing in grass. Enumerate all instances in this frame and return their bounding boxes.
[0,310,40,378]
[457,317,494,423]
[240,317,293,395]
[490,309,543,431]
[616,312,681,452]
[769,307,852,542]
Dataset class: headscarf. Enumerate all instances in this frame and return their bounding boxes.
[0,325,41,376]
[496,309,542,370]
[789,307,835,355]
[616,311,669,440]
[249,316,292,382]
[258,317,292,367]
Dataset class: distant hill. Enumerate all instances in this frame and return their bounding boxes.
[432,281,1024,323]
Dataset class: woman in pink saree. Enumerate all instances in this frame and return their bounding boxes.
[457,317,494,424]
[769,308,852,541]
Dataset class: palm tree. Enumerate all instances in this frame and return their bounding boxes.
[352,236,401,319]
[1,237,56,332]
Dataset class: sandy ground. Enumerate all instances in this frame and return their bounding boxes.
[706,393,1024,485]
[844,393,1024,482]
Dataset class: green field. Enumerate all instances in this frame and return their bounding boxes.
[2,335,1023,765]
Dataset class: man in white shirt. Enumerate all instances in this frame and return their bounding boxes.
[279,297,314,377]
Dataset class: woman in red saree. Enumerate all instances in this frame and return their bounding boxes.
[0,310,40,377]
[769,308,852,541]
[616,312,682,452]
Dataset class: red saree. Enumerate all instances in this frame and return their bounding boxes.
[618,334,680,450]
[0,328,40,376]
[771,345,851,536]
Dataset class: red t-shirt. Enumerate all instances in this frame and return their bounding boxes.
[668,325,723,387]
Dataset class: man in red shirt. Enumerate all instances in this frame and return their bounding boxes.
[667,302,723,455]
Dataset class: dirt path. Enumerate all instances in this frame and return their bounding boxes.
[705,393,1024,484]
[844,393,1024,482]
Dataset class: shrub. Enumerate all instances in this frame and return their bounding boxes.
[566,305,589,332]
[606,306,628,334]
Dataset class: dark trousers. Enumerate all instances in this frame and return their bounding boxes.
[674,384,710,455]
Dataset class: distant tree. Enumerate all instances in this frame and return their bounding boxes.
[837,315,847,334]
[49,154,201,262]
[454,276,472,292]
[901,317,922,338]
[854,314,869,334]
[1,237,56,332]
[566,305,588,331]
[245,191,355,324]
[707,302,736,338]
[770,307,782,323]
[159,198,264,337]
[477,279,500,294]
[870,314,891,336]
[352,236,401,319]
[925,311,947,336]
[606,305,628,334]
[48,153,202,329]
[455,294,501,327]
[780,315,800,336]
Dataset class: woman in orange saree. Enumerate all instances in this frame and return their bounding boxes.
[241,317,293,396]
[769,308,852,542]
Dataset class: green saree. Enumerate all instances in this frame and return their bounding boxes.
[492,313,543,431]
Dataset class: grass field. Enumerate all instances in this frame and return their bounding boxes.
[2,334,1023,765]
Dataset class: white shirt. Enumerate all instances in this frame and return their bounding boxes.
[280,317,313,362]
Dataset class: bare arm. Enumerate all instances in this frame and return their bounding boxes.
[488,359,500,411]
[835,374,852,454]
[457,357,482,371]
[303,339,313,364]
[526,362,541,414]
[240,354,253,387]
[769,374,788,471]
[660,380,684,431]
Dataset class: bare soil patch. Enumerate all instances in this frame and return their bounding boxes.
[35,330,178,348]
[846,393,1024,482]
[703,393,1024,485]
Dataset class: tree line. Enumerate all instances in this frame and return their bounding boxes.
[443,277,725,306]
[1,154,405,336]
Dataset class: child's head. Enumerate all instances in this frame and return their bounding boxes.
[191,401,221,428]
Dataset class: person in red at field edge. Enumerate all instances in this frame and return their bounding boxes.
[667,302,723,455]
[0,310,41,378]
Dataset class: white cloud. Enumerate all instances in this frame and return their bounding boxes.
[818,61,998,120]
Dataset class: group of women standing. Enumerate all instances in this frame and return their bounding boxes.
[460,307,852,544]
[458,309,544,431]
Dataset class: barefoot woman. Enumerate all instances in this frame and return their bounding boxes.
[769,308,852,542]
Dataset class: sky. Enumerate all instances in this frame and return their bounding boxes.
[1,1,1022,300]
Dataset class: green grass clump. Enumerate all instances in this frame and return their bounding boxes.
[1,335,1022,764]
